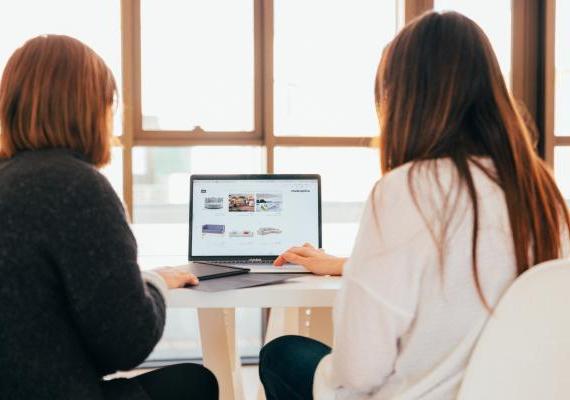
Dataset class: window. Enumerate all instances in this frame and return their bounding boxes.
[132,0,398,363]
[146,308,261,361]
[0,0,122,137]
[273,0,397,136]
[554,147,570,199]
[553,0,570,199]
[555,0,570,136]
[140,0,254,132]
[275,147,380,255]
[434,0,512,87]
[133,146,263,222]
[0,0,124,197]
[133,146,263,360]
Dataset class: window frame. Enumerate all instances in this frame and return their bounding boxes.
[544,0,570,168]
[118,0,432,216]
[114,0,553,215]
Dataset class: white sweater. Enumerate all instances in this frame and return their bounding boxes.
[314,158,553,399]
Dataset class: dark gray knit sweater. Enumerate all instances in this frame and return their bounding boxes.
[0,149,165,399]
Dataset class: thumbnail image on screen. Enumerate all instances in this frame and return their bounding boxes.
[202,224,225,235]
[204,197,223,209]
[228,229,255,238]
[255,193,283,212]
[257,227,282,236]
[228,193,255,212]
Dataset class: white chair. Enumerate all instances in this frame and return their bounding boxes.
[458,258,570,400]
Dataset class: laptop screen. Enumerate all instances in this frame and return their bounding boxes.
[190,176,321,259]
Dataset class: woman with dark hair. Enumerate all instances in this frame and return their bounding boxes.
[260,11,570,400]
[0,35,217,400]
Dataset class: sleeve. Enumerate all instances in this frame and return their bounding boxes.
[322,176,431,398]
[46,168,166,374]
[142,270,169,299]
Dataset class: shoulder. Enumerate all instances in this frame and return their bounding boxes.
[364,157,504,250]
[6,149,122,213]
[350,161,438,260]
[38,149,113,192]
[369,159,440,215]
[373,157,496,211]
[5,149,103,181]
[361,158,469,249]
[38,149,107,184]
[376,158,458,198]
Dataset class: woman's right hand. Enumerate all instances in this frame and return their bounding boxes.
[153,266,199,289]
[274,243,346,276]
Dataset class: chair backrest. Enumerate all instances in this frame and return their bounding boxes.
[457,258,570,400]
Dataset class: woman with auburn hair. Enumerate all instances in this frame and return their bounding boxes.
[260,11,570,400]
[0,35,217,399]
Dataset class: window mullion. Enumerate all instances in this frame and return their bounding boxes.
[404,0,434,23]
[120,0,141,218]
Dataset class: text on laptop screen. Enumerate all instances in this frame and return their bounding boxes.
[191,179,319,257]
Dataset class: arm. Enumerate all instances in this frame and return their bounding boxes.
[323,179,429,396]
[331,277,413,394]
[46,168,167,374]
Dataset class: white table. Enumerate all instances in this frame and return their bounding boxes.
[133,223,350,400]
[167,274,342,400]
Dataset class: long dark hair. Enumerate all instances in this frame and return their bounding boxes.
[375,11,570,307]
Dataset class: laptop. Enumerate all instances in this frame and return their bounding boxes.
[189,174,322,273]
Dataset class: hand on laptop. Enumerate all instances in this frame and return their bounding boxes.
[154,266,199,289]
[274,243,346,276]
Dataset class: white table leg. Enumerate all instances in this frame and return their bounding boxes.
[257,307,333,400]
[198,308,245,400]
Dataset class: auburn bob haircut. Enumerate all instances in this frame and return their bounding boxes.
[0,35,116,167]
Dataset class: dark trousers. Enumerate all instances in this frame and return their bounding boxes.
[134,363,218,400]
[259,335,331,400]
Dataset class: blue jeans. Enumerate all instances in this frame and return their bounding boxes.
[259,335,331,400]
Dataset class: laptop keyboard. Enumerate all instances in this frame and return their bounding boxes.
[211,259,270,264]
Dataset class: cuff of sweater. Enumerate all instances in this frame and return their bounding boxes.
[142,270,169,299]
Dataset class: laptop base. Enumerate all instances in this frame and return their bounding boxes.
[200,261,310,274]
